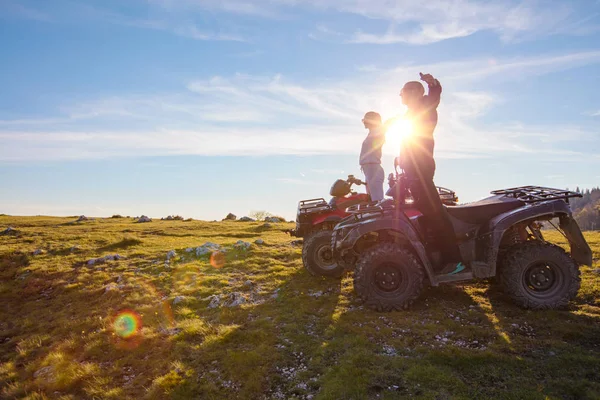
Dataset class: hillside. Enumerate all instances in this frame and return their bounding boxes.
[1,216,599,399]
[571,188,600,231]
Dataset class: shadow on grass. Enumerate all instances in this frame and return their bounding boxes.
[97,238,143,253]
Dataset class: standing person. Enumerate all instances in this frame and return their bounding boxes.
[399,73,464,271]
[360,111,386,202]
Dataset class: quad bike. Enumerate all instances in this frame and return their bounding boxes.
[331,172,593,311]
[288,174,458,278]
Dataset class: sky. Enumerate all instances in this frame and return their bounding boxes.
[1,0,600,220]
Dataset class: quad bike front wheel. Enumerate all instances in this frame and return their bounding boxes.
[500,241,580,309]
[354,243,424,311]
[302,230,344,278]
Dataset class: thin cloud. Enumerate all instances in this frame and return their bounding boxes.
[3,51,600,162]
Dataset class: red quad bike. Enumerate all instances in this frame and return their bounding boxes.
[331,168,593,311]
[288,174,458,278]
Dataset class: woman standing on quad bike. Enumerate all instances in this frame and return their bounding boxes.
[360,111,386,202]
[394,73,463,270]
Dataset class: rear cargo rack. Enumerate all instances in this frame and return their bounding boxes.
[298,198,330,214]
[491,186,582,204]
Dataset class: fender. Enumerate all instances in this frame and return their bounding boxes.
[477,200,591,275]
[312,211,345,226]
[340,214,437,285]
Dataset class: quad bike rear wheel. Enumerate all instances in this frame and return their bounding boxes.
[500,241,580,309]
[354,243,424,311]
[302,230,344,278]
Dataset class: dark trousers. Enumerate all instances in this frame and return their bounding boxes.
[404,144,462,264]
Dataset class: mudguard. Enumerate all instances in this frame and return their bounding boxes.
[477,200,591,276]
[337,214,437,285]
[559,214,593,266]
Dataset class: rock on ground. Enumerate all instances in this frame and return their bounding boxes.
[224,213,237,221]
[255,239,265,245]
[264,217,282,223]
[207,294,221,309]
[173,296,185,305]
[233,240,252,251]
[32,249,44,256]
[225,292,246,307]
[76,215,89,222]
[166,250,177,261]
[239,216,255,222]
[1,227,19,236]
[137,215,152,223]
[195,242,224,256]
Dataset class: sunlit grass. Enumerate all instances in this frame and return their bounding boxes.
[0,215,598,399]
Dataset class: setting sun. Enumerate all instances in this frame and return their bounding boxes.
[385,118,414,153]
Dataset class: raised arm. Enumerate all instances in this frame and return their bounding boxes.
[420,72,442,109]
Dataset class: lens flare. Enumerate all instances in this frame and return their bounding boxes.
[385,119,413,154]
[210,251,225,269]
[112,310,142,339]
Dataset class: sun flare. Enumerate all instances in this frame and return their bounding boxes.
[385,119,413,153]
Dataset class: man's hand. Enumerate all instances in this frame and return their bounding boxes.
[419,72,438,86]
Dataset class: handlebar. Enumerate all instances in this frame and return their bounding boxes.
[347,175,365,186]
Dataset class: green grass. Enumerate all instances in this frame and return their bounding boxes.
[1,215,599,399]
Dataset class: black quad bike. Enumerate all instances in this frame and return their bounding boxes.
[288,174,459,278]
[331,176,593,311]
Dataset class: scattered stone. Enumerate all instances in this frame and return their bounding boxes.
[32,249,44,256]
[33,366,55,380]
[185,247,194,253]
[0,227,18,236]
[264,217,282,223]
[165,215,174,221]
[225,292,246,307]
[207,295,221,309]
[271,288,280,299]
[255,239,265,245]
[195,242,224,256]
[161,327,182,336]
[233,240,252,251]
[239,216,255,222]
[224,213,237,221]
[244,280,253,287]
[104,283,120,293]
[76,215,89,222]
[137,215,152,223]
[296,382,308,391]
[262,223,272,229]
[173,296,185,305]
[166,250,176,261]
[309,291,323,298]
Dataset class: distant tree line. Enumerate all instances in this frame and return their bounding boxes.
[570,187,600,231]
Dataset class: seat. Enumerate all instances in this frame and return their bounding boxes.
[445,195,524,225]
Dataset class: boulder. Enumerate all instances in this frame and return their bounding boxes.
[32,249,44,256]
[76,215,88,222]
[255,239,265,245]
[165,215,174,221]
[225,292,246,307]
[137,215,152,223]
[264,217,282,223]
[173,296,185,305]
[262,223,272,229]
[166,250,176,261]
[239,216,255,222]
[207,294,221,309]
[224,213,237,221]
[1,227,18,236]
[233,240,252,251]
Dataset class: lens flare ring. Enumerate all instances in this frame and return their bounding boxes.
[112,309,142,339]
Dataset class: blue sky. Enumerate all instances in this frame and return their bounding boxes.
[1,0,600,220]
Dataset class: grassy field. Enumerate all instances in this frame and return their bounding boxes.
[1,215,599,400]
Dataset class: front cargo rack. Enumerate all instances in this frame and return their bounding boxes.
[346,200,396,219]
[491,186,582,204]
